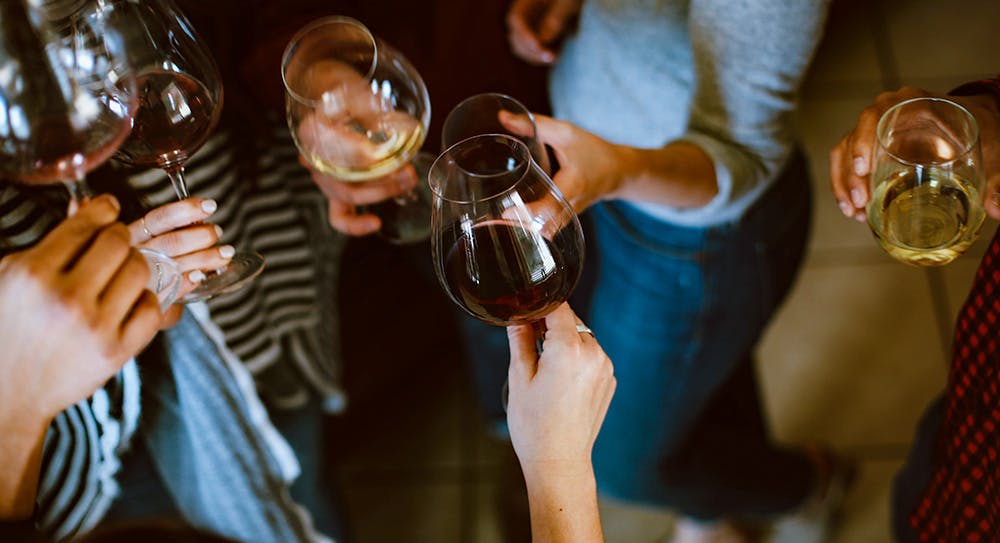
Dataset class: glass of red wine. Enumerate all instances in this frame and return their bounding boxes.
[429,134,583,327]
[282,16,434,244]
[0,0,182,309]
[442,93,551,174]
[105,0,264,302]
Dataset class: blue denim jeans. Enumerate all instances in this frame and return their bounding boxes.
[463,150,816,520]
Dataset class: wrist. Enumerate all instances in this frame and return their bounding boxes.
[520,457,596,493]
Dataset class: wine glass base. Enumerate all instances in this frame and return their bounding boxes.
[182,251,266,303]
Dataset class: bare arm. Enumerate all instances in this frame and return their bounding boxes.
[506,304,615,543]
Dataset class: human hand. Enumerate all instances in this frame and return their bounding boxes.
[830,86,1000,221]
[0,195,162,424]
[501,111,625,213]
[129,198,231,327]
[506,0,581,65]
[506,303,615,478]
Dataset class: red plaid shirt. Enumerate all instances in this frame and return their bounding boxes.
[910,76,1000,542]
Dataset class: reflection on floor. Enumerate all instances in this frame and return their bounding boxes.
[329,0,1000,541]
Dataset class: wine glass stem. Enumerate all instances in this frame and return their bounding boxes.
[63,177,93,216]
[165,165,190,200]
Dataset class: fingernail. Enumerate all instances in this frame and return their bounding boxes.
[853,157,867,176]
[838,200,854,217]
[219,245,235,259]
[855,212,867,223]
[201,199,218,214]
[991,191,1000,206]
[851,188,866,208]
[188,270,206,283]
[104,194,121,212]
[214,224,224,238]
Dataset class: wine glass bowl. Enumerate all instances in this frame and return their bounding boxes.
[429,134,583,326]
[0,0,134,190]
[442,93,551,173]
[867,97,985,266]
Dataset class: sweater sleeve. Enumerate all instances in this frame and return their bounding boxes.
[676,0,830,216]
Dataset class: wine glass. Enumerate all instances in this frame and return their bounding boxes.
[442,93,551,173]
[868,97,986,266]
[282,16,434,244]
[0,0,182,308]
[0,0,133,203]
[429,134,584,326]
[104,0,265,301]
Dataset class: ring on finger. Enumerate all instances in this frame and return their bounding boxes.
[576,323,595,338]
[140,216,155,241]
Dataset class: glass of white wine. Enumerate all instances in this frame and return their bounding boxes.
[282,16,433,244]
[868,97,986,266]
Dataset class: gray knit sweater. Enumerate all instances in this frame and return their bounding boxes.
[550,0,830,226]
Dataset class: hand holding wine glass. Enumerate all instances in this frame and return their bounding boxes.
[283,16,434,243]
[442,93,551,173]
[105,0,264,300]
[830,87,1000,222]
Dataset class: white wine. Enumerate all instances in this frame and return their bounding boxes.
[299,117,425,181]
[868,169,985,266]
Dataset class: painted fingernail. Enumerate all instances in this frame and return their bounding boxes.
[838,200,854,217]
[219,245,235,259]
[201,199,218,214]
[188,270,206,283]
[214,224,224,238]
[851,188,866,208]
[852,157,867,176]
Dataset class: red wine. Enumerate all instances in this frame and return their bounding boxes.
[116,70,218,169]
[443,221,581,325]
[3,114,129,185]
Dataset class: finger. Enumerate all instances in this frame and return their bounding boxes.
[538,0,577,43]
[130,198,218,245]
[34,195,121,270]
[327,199,381,236]
[506,3,557,65]
[507,323,540,382]
[172,245,235,273]
[67,223,133,300]
[159,304,184,330]
[140,224,222,258]
[498,110,536,138]
[829,142,856,218]
[99,249,151,326]
[117,291,163,361]
[542,302,582,344]
[313,167,418,206]
[846,108,880,210]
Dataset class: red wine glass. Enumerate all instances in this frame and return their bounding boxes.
[429,134,583,327]
[0,0,182,309]
[106,0,265,302]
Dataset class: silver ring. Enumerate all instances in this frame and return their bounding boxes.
[140,216,154,241]
[576,323,595,337]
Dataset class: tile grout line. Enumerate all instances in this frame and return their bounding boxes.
[871,0,902,91]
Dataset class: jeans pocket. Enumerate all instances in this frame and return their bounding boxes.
[594,201,707,262]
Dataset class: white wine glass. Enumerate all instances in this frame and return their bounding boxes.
[106,0,265,301]
[282,16,434,244]
[868,97,985,266]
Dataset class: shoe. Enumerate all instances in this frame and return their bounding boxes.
[671,518,765,543]
[770,446,857,543]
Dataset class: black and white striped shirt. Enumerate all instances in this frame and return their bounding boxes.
[0,120,345,540]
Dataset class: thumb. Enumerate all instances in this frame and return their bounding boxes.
[532,114,576,168]
[507,323,540,382]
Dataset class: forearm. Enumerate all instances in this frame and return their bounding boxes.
[523,462,604,543]
[615,141,718,208]
[0,413,49,520]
